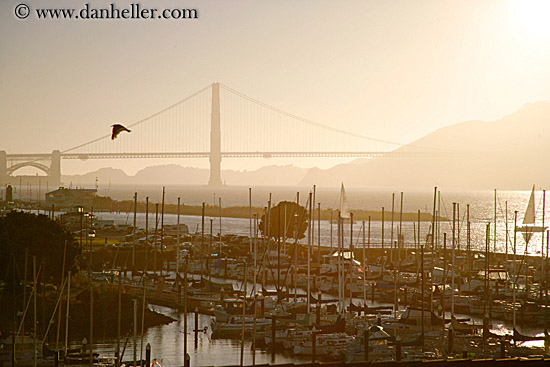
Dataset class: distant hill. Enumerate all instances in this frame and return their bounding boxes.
[63,164,308,186]
[299,101,550,189]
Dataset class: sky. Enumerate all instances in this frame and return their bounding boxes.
[1,0,550,175]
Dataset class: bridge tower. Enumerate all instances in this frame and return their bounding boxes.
[50,150,61,186]
[208,82,222,187]
[0,151,7,185]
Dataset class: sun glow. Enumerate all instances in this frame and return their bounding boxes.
[512,0,550,40]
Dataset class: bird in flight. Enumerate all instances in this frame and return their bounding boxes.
[111,124,131,140]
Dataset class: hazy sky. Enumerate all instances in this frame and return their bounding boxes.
[1,0,549,175]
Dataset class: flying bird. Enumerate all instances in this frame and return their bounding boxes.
[111,124,131,140]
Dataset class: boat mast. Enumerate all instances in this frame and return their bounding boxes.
[161,187,165,277]
[252,214,258,366]
[133,192,137,272]
[307,192,312,313]
[494,189,497,254]
[391,193,395,265]
[513,211,517,339]
[451,203,456,321]
[64,271,71,359]
[33,256,37,367]
[363,220,366,307]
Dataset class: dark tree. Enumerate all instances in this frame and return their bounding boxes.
[0,211,79,288]
[259,201,308,240]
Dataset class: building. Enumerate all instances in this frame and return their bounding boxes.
[45,187,97,209]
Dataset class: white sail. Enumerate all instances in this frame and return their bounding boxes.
[516,185,546,245]
[339,183,350,219]
[523,185,536,225]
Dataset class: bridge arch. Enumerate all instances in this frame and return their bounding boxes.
[7,162,50,176]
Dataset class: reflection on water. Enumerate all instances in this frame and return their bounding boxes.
[94,305,310,367]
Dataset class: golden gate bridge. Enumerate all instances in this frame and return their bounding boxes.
[1,83,435,187]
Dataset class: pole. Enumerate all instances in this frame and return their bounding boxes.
[513,211,517,335]
[133,299,137,367]
[33,256,37,367]
[451,203,456,320]
[160,187,165,276]
[133,192,137,271]
[240,262,247,366]
[505,201,508,262]
[184,256,188,359]
[249,188,252,254]
[154,204,158,275]
[252,214,258,366]
[89,214,93,367]
[431,187,437,251]
[391,193,394,263]
[421,244,425,347]
[494,189,497,254]
[116,273,121,367]
[177,198,181,273]
[307,192,312,313]
[381,207,385,249]
[330,211,333,248]
[312,185,316,266]
[219,197,222,241]
[337,211,342,312]
[467,204,471,281]
[363,220,366,306]
[64,271,71,359]
[318,202,321,268]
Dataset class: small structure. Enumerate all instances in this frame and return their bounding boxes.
[45,187,97,209]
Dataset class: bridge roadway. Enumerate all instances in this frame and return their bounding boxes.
[6,151,439,160]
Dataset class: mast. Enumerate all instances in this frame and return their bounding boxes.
[467,204,471,283]
[431,187,437,251]
[318,203,321,268]
[451,203,456,320]
[252,215,258,366]
[337,210,342,313]
[505,201,508,262]
[330,211,333,248]
[313,185,316,267]
[116,272,121,367]
[64,271,71,359]
[363,220,366,306]
[442,233,447,342]
[33,256,37,367]
[421,243,425,348]
[89,212,93,367]
[295,192,299,302]
[513,211,517,335]
[391,193,395,264]
[219,198,222,242]
[307,192,312,313]
[494,189,497,254]
[177,198,181,273]
[154,204,159,276]
[133,192,137,271]
[382,207,385,250]
[249,187,252,254]
[160,187,165,277]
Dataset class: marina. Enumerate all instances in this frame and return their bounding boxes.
[1,185,548,366]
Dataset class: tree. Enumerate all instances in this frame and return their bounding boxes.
[259,201,308,240]
[0,211,79,287]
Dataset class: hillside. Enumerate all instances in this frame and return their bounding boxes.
[299,101,550,189]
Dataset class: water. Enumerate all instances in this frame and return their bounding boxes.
[40,185,549,365]
[92,185,547,254]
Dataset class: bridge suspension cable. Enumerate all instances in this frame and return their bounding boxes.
[219,83,405,147]
[62,84,212,155]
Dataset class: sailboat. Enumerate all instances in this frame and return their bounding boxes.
[516,185,546,245]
